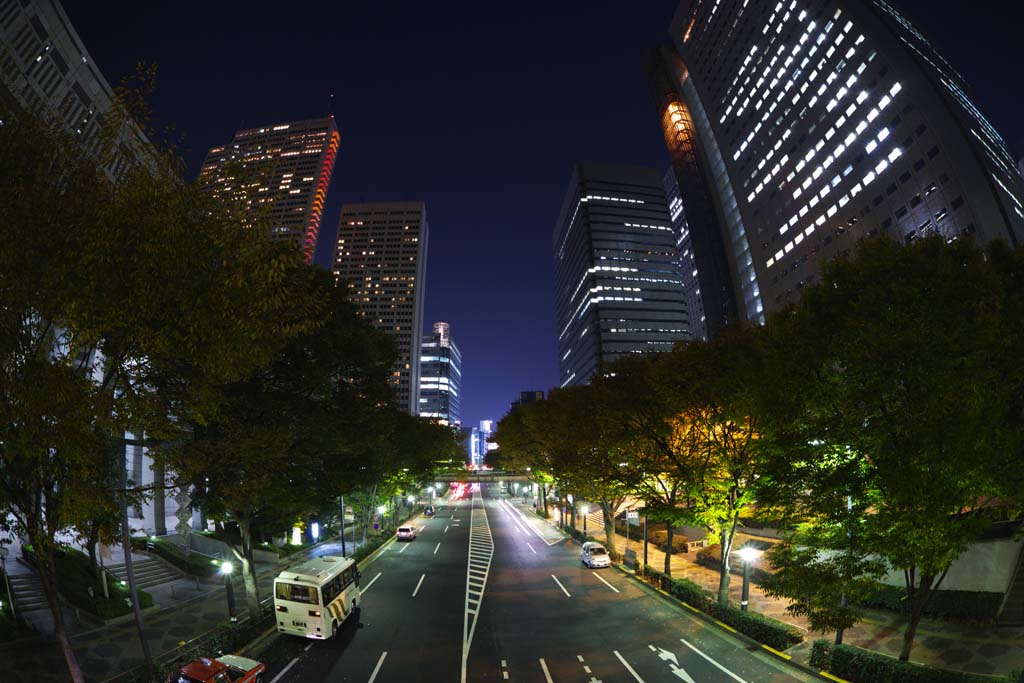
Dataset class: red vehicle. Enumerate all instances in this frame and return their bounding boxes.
[169,655,266,683]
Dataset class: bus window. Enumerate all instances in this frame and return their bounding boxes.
[275,582,318,604]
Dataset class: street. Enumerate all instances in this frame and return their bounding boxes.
[270,485,815,683]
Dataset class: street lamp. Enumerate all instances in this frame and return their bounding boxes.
[407,495,416,505]
[580,504,589,535]
[736,546,760,612]
[220,561,237,621]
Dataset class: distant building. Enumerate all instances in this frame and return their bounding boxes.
[650,0,1024,328]
[553,162,691,388]
[419,322,462,426]
[510,390,544,410]
[333,202,429,414]
[468,420,496,468]
[199,117,340,263]
[0,0,149,180]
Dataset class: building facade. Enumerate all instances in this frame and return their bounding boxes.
[333,202,429,414]
[199,117,340,263]
[553,162,691,388]
[0,0,148,180]
[419,322,462,426]
[663,168,708,341]
[652,0,1024,325]
[468,420,496,468]
[510,390,545,410]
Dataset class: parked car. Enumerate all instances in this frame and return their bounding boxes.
[397,525,417,541]
[169,654,265,683]
[581,542,611,568]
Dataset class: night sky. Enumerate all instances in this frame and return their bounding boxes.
[65,1,1024,430]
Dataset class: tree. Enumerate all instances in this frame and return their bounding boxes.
[772,235,1011,660]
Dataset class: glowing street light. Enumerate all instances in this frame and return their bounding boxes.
[219,561,237,621]
[737,546,761,612]
[581,504,590,534]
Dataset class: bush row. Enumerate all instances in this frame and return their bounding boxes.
[131,536,220,578]
[810,640,1024,683]
[351,536,389,564]
[640,565,802,652]
[861,584,1005,622]
[24,545,153,619]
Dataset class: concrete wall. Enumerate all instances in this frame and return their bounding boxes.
[880,538,1023,593]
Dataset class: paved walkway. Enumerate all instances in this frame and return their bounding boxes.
[517,497,1024,679]
[5,520,388,683]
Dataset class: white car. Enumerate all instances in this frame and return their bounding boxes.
[581,542,611,568]
[397,525,416,541]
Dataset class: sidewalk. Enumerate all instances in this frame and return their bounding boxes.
[510,495,1024,678]
[6,528,377,683]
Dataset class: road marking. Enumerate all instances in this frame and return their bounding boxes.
[500,499,560,545]
[270,658,298,683]
[592,572,620,593]
[412,573,426,597]
[679,638,749,683]
[551,575,571,598]
[445,525,450,533]
[304,642,313,651]
[584,665,591,673]
[539,659,554,683]
[650,645,695,682]
[361,572,382,593]
[461,489,494,683]
[399,542,411,553]
[434,542,441,554]
[527,543,537,554]
[613,650,646,683]
[367,651,388,683]
[577,655,585,662]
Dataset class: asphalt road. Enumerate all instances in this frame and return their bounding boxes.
[270,485,817,683]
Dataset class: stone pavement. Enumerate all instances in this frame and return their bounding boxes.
[6,524,381,683]
[513,496,1024,679]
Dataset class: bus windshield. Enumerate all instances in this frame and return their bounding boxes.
[275,582,319,605]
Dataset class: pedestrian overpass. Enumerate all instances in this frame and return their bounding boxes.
[432,470,532,484]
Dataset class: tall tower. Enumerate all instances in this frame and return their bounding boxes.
[198,117,340,263]
[553,162,690,388]
[333,202,429,414]
[653,0,1024,325]
[420,321,462,426]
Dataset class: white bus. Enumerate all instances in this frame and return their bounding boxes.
[274,555,361,639]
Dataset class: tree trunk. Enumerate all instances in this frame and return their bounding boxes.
[36,541,85,683]
[86,525,99,580]
[236,516,261,618]
[899,571,938,661]
[600,500,615,549]
[541,484,549,517]
[718,520,737,607]
[664,522,673,576]
[119,440,154,676]
[152,460,166,536]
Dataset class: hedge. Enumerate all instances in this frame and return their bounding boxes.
[861,584,1005,622]
[811,640,1023,683]
[351,536,389,564]
[24,545,153,619]
[131,536,220,578]
[641,565,802,651]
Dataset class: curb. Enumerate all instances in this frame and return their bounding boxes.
[614,565,848,683]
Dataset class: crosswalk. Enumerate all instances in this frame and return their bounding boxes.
[461,489,494,683]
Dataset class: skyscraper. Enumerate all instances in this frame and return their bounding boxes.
[663,168,708,341]
[510,390,545,410]
[198,117,340,263]
[333,202,429,414]
[0,0,148,180]
[420,322,462,426]
[553,162,691,388]
[652,0,1024,325]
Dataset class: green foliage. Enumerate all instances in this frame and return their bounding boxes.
[815,640,1014,683]
[561,525,600,546]
[861,584,1004,622]
[639,565,802,650]
[24,546,153,619]
[351,537,389,564]
[130,537,218,578]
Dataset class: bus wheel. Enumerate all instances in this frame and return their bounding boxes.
[331,620,339,639]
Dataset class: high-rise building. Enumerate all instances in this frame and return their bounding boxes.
[419,321,462,426]
[651,0,1024,326]
[553,162,691,388]
[663,168,708,341]
[333,202,429,414]
[0,0,148,180]
[198,117,340,263]
[510,390,545,410]
[468,419,497,468]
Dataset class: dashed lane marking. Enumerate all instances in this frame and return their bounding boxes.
[613,650,646,683]
[551,575,571,598]
[539,659,554,683]
[412,573,426,597]
[592,572,620,593]
[367,651,388,683]
[434,542,441,554]
[361,572,382,593]
[269,658,298,683]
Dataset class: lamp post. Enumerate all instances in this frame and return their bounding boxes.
[377,505,387,534]
[737,546,760,612]
[220,561,237,621]
[580,504,589,535]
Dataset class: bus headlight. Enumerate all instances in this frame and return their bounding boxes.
[276,605,288,612]
[309,610,321,617]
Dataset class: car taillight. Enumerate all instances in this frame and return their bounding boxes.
[276,605,288,612]
[309,609,321,617]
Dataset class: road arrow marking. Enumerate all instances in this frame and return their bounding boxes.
[654,646,678,666]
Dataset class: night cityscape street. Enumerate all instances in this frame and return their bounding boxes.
[2,1,1024,682]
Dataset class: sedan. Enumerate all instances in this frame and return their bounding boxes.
[581,542,611,568]
[169,654,265,683]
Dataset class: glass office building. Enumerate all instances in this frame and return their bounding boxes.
[420,322,462,426]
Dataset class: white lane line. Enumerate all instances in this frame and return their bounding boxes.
[367,651,388,683]
[501,498,560,545]
[539,659,554,683]
[304,642,313,651]
[613,650,646,683]
[399,542,410,553]
[551,575,571,598]
[679,638,749,683]
[577,655,584,662]
[269,658,298,683]
[584,665,592,673]
[592,571,620,593]
[445,525,450,533]
[412,573,426,597]
[434,542,441,554]
[361,572,382,593]
[526,543,537,554]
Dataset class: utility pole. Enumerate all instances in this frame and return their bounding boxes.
[340,496,347,557]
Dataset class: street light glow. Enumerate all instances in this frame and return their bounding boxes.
[377,505,387,514]
[737,546,760,564]
[220,561,234,575]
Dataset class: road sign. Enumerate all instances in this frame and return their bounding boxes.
[627,508,640,526]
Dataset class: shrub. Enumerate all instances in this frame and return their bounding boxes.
[818,642,1014,683]
[131,536,220,577]
[809,639,832,669]
[861,584,1004,622]
[561,524,600,546]
[351,537,388,564]
[44,546,154,620]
